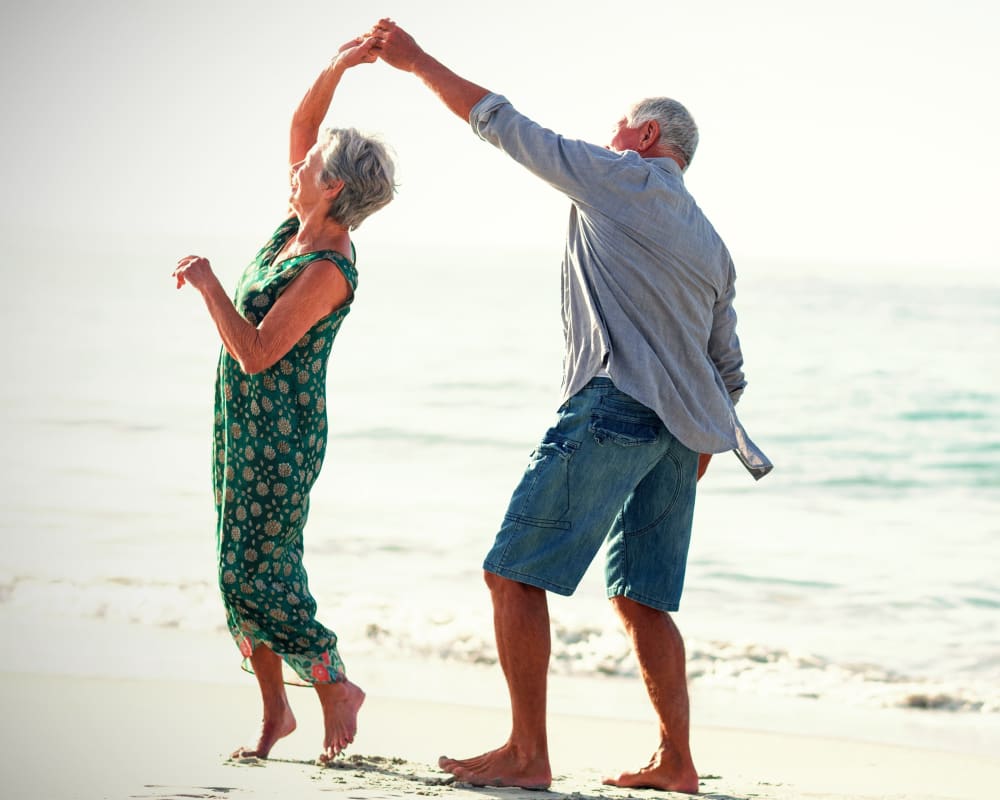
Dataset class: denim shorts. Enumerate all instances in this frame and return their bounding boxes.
[483,378,699,612]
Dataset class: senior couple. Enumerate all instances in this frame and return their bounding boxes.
[174,18,770,795]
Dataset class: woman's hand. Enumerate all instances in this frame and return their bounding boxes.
[289,34,377,167]
[173,255,215,292]
[333,34,378,70]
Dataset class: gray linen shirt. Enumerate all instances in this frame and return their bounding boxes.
[469,93,771,479]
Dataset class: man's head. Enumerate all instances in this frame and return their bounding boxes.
[609,97,699,171]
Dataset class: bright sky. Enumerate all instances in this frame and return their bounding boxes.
[2,0,998,276]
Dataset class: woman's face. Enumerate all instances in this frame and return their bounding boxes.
[289,143,329,211]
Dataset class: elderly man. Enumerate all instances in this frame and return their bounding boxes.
[371,18,770,794]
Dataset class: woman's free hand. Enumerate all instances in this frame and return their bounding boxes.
[173,255,215,291]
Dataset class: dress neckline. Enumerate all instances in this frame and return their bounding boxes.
[270,217,355,269]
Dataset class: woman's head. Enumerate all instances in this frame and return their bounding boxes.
[315,127,396,230]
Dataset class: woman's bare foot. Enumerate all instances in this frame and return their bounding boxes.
[230,703,297,759]
[603,748,699,794]
[315,679,366,763]
[439,743,552,790]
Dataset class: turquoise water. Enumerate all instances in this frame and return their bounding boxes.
[1,235,998,719]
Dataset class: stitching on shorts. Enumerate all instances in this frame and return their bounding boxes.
[623,450,683,538]
[502,512,572,530]
[487,562,576,595]
[613,586,680,613]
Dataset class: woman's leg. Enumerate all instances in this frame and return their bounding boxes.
[315,678,366,763]
[231,644,297,758]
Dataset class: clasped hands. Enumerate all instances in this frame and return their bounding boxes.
[335,18,423,72]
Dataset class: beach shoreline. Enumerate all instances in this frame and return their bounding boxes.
[3,668,999,800]
[2,613,999,799]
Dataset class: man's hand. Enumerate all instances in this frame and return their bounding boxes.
[368,18,489,121]
[697,453,712,481]
[369,18,424,71]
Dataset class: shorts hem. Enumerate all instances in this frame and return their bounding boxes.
[483,561,576,597]
[607,586,680,613]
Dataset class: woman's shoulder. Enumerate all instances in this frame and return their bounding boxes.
[296,250,358,295]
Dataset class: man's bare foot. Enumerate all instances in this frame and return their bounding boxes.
[230,704,297,759]
[315,679,366,763]
[439,744,552,790]
[603,749,699,794]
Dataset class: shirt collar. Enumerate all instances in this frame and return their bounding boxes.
[649,156,684,177]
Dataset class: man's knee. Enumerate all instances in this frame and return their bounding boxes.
[610,592,667,621]
[483,569,543,599]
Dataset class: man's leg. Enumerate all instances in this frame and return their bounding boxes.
[440,379,669,787]
[603,596,699,793]
[438,571,553,789]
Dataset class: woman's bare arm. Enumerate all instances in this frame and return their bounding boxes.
[173,256,350,374]
[289,36,379,169]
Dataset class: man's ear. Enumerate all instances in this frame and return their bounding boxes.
[638,120,660,153]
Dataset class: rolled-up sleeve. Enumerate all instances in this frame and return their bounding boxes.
[469,93,626,205]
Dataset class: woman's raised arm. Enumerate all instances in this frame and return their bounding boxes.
[289,36,379,170]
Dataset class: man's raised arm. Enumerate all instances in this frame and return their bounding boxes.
[371,18,489,121]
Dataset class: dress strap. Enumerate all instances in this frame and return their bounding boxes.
[307,249,358,293]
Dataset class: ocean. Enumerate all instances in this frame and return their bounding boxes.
[2,234,998,747]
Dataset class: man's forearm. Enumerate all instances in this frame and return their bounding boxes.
[372,20,489,122]
[409,51,489,122]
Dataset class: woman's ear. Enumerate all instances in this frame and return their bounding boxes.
[324,179,345,200]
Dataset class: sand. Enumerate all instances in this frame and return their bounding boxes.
[1,666,998,800]
[1,616,999,799]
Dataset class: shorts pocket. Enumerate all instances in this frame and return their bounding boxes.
[504,430,578,529]
[532,430,579,461]
[589,394,661,447]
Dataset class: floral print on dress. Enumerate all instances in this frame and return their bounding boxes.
[213,217,357,685]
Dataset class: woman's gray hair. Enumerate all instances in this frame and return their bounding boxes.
[317,127,397,230]
[626,97,699,170]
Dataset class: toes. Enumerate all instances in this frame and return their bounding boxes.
[318,744,340,764]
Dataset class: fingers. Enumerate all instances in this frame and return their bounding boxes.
[173,255,209,290]
[368,17,397,44]
[172,258,188,289]
[357,36,379,62]
[336,34,381,68]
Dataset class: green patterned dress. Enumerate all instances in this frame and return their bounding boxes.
[213,217,357,685]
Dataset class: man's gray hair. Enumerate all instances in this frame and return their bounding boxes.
[318,127,397,230]
[626,98,699,170]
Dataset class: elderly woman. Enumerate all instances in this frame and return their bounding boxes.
[173,35,395,763]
